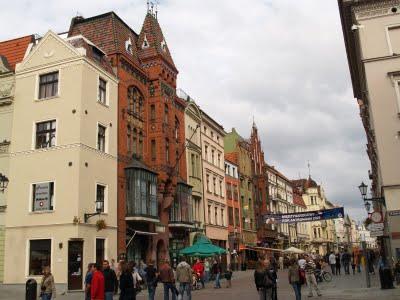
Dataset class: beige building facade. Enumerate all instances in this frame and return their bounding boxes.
[201,111,228,248]
[339,0,400,259]
[3,31,118,288]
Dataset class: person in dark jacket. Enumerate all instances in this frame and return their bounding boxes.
[119,261,135,300]
[335,253,341,275]
[85,263,94,300]
[102,260,118,300]
[145,260,158,300]
[254,256,273,300]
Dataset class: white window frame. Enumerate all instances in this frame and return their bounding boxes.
[32,118,58,150]
[96,122,108,153]
[29,180,56,213]
[95,182,108,214]
[97,76,109,106]
[35,69,61,101]
[26,237,53,278]
[390,76,400,114]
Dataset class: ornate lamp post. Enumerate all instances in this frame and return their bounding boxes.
[0,173,9,193]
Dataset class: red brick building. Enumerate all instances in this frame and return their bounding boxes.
[249,122,277,247]
[69,10,188,264]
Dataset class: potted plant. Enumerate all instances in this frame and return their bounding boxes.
[96,219,107,231]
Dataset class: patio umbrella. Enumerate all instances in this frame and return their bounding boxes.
[180,235,227,257]
[283,247,305,254]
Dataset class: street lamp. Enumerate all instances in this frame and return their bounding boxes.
[358,181,368,199]
[0,173,9,193]
[84,199,104,223]
[364,201,371,213]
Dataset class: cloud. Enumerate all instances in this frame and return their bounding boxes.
[0,0,370,221]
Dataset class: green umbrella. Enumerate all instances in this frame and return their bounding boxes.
[179,235,227,257]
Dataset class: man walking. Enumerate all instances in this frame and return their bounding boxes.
[91,263,105,300]
[342,251,351,275]
[159,260,176,300]
[329,252,336,275]
[212,259,222,289]
[176,258,192,300]
[102,260,117,300]
[304,255,321,297]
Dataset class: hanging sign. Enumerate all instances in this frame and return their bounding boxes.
[263,207,344,224]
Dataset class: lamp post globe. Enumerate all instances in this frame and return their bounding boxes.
[95,200,104,213]
[358,181,368,199]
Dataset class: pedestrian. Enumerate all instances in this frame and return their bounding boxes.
[102,260,118,300]
[335,252,341,275]
[145,260,158,300]
[212,258,222,289]
[298,254,306,270]
[176,257,192,300]
[304,255,321,297]
[367,250,375,275]
[129,261,142,299]
[138,260,147,287]
[192,258,205,288]
[342,250,351,275]
[225,265,233,288]
[279,256,284,270]
[254,255,273,300]
[119,261,134,300]
[159,259,177,300]
[269,261,278,300]
[40,266,56,300]
[91,263,105,300]
[328,252,336,275]
[378,253,394,289]
[85,263,94,300]
[204,258,210,283]
[351,253,356,275]
[288,258,302,300]
[394,260,400,285]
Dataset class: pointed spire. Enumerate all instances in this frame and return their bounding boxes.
[138,6,176,71]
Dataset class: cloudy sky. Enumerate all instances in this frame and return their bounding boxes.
[0,0,370,220]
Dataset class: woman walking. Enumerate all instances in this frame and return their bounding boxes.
[40,266,56,300]
[288,258,302,300]
[119,261,135,300]
[254,256,273,300]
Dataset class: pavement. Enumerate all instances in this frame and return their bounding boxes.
[1,268,399,299]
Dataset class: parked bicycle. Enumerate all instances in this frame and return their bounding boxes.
[315,269,332,282]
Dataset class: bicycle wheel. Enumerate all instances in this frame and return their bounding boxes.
[323,272,332,282]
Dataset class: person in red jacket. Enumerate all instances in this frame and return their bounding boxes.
[91,263,105,300]
[192,259,205,288]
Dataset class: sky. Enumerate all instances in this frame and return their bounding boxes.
[0,0,370,221]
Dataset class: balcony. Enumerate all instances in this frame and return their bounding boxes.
[125,160,159,222]
[169,182,194,228]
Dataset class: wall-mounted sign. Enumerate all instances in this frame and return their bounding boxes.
[370,211,383,223]
[34,183,51,211]
[389,210,400,217]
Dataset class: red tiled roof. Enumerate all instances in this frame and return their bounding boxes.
[225,152,238,165]
[0,35,34,71]
[293,192,307,208]
[292,177,318,189]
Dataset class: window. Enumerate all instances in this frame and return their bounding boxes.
[165,139,170,163]
[235,208,240,227]
[97,124,106,152]
[128,86,144,117]
[217,136,219,144]
[215,207,218,225]
[233,185,239,201]
[313,228,317,238]
[219,180,223,196]
[213,177,216,194]
[170,183,193,224]
[191,154,195,176]
[211,131,214,139]
[217,153,221,168]
[221,208,224,226]
[211,150,215,164]
[39,71,58,99]
[138,131,143,157]
[208,205,211,224]
[150,104,156,121]
[174,117,179,141]
[206,175,210,192]
[96,184,105,213]
[35,120,56,149]
[203,126,207,134]
[151,140,156,161]
[204,145,208,160]
[29,239,51,275]
[96,238,105,266]
[228,207,234,226]
[98,78,107,104]
[32,182,54,211]
[164,104,169,124]
[226,183,232,199]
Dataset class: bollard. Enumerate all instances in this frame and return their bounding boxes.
[25,278,37,300]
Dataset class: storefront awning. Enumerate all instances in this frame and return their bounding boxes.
[126,227,158,248]
[239,244,282,253]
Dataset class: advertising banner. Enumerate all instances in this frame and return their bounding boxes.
[263,207,344,224]
[34,183,51,211]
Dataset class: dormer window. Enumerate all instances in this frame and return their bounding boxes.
[142,35,149,49]
[92,47,103,62]
[125,38,133,54]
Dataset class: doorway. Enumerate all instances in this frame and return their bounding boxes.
[68,241,83,290]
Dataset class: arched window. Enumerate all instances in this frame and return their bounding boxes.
[164,104,169,124]
[128,87,144,117]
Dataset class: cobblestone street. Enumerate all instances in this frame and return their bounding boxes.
[1,268,400,300]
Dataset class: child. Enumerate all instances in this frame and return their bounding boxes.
[225,267,233,288]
